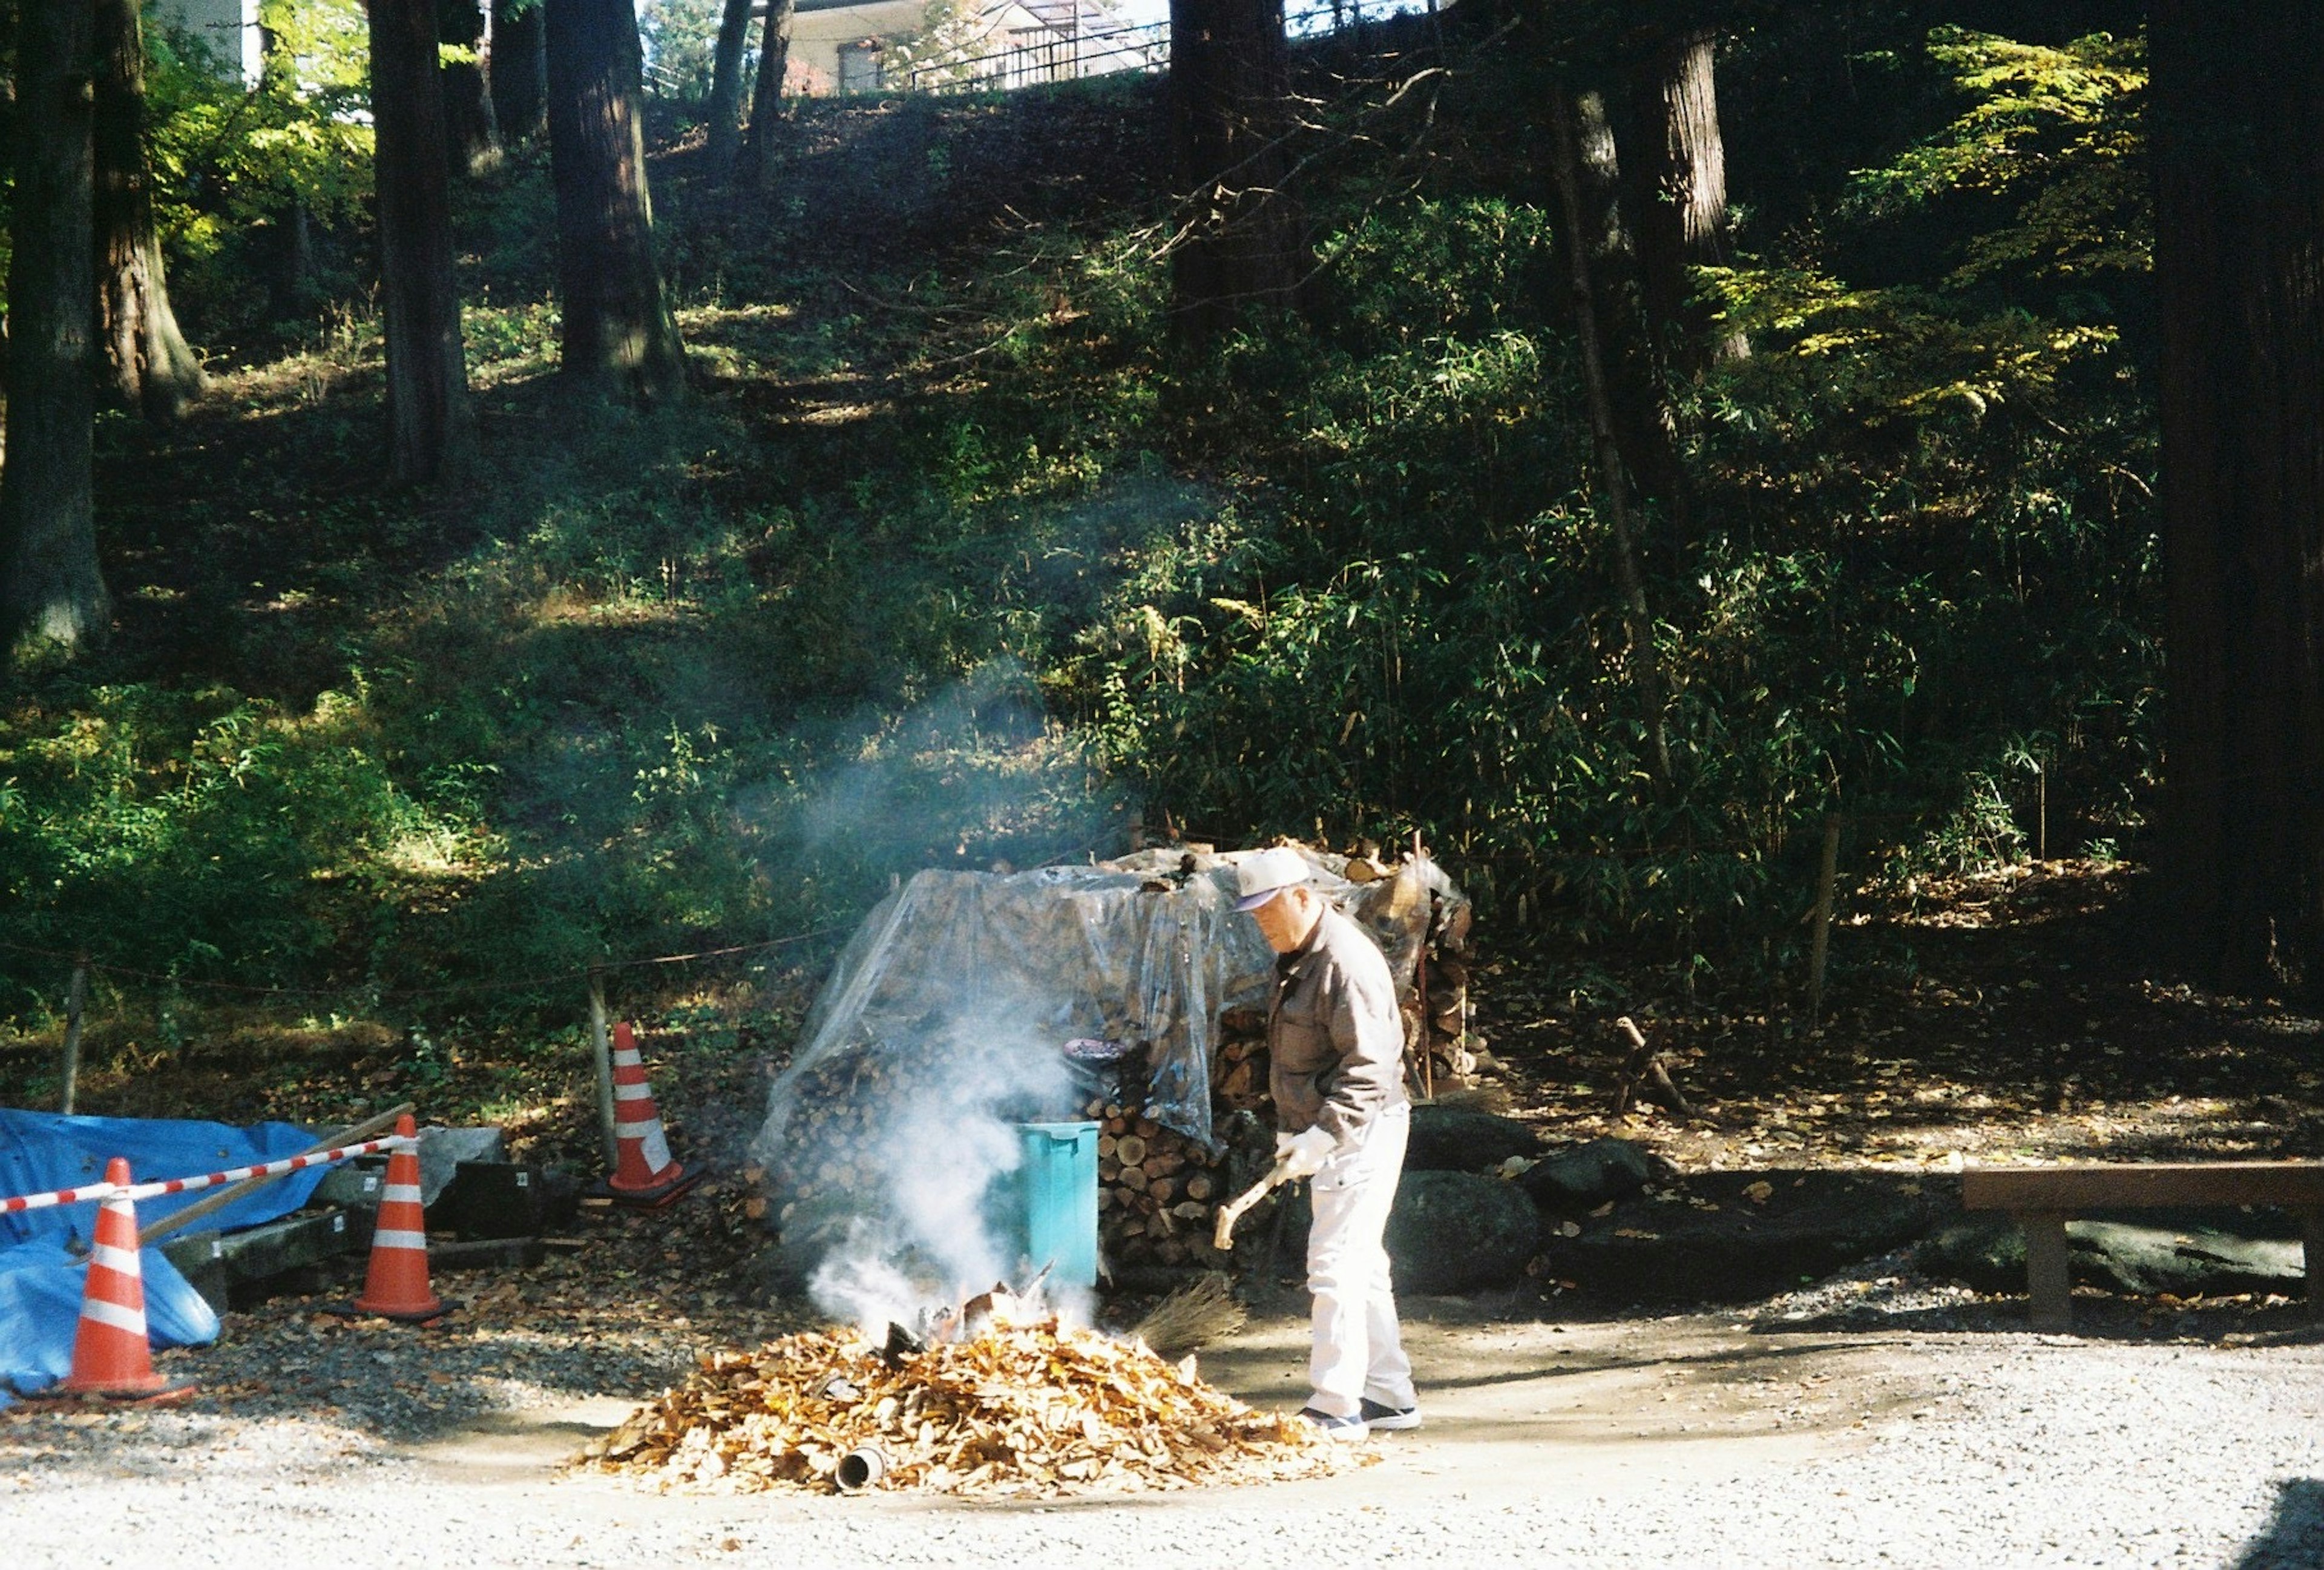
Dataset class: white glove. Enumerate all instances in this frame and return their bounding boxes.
[1276,1125,1336,1180]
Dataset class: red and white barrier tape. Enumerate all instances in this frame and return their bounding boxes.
[0,1134,416,1215]
[0,1179,123,1215]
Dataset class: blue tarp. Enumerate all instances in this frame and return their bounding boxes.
[0,1109,327,1401]
[0,1240,220,1400]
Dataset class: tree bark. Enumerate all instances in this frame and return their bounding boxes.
[1618,25,1745,370]
[1167,0,1307,346]
[94,0,204,424]
[546,0,687,398]
[704,0,754,176]
[441,0,501,172]
[2152,2,2324,996]
[1558,85,1687,529]
[1,0,105,652]
[736,0,793,188]
[491,0,548,145]
[1548,85,1670,794]
[369,0,473,484]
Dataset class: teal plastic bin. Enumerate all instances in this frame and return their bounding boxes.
[1007,1121,1100,1291]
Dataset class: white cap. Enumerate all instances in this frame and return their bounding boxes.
[1234,846,1311,911]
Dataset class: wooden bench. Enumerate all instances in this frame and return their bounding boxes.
[1961,1163,2324,1330]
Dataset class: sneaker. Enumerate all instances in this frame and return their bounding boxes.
[1296,1407,1370,1441]
[1359,1399,1423,1432]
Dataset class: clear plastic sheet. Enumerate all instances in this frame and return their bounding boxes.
[753,846,1468,1163]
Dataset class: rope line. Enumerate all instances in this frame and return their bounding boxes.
[0,924,852,1006]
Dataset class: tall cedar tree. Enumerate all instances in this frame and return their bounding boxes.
[737,0,793,188]
[1552,85,1686,530]
[95,0,205,423]
[1167,0,1307,344]
[546,0,686,397]
[1548,85,1671,793]
[492,0,549,144]
[1615,25,1744,370]
[441,0,501,172]
[2152,4,2324,994]
[704,0,753,175]
[369,0,473,482]
[1,0,103,651]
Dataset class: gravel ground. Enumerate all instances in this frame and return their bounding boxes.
[8,1244,2324,1569]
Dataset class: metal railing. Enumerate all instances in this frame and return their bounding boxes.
[904,0,1422,96]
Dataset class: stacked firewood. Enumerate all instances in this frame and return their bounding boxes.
[1211,1005,1270,1111]
[1091,1095,1229,1269]
[767,1041,930,1233]
[1419,945,1475,1085]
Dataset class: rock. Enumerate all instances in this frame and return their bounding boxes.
[1405,1107,1544,1173]
[1548,1170,1958,1302]
[1385,1171,1541,1294]
[1518,1138,1656,1214]
[1922,1212,2307,1298]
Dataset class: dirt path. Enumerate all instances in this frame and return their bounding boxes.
[15,1285,2324,1566]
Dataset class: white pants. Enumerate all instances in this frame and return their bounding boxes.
[1305,1104,1415,1419]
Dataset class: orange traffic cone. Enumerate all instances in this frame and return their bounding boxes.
[50,1158,192,1404]
[350,1115,447,1321]
[598,1022,700,1207]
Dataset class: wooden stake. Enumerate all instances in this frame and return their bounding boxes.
[589,969,619,1168]
[59,957,87,1115]
[1414,830,1434,1103]
[2036,763,2047,862]
[1806,813,1842,1026]
[139,1101,416,1246]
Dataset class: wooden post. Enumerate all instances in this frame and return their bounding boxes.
[588,968,619,1168]
[2036,762,2048,862]
[139,1101,416,1246]
[59,956,87,1115]
[2303,1207,2324,1325]
[1805,813,1842,1026]
[2021,1211,2072,1331]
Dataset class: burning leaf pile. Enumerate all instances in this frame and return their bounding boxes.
[582,1318,1360,1496]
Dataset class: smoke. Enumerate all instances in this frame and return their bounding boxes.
[762,975,1088,1328]
[788,655,1125,891]
[748,649,1170,1332]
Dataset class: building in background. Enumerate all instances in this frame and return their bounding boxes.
[787,0,1118,96]
[148,0,264,84]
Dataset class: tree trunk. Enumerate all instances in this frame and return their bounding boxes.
[491,0,548,144]
[1548,85,1670,794]
[2152,2,2324,996]
[441,0,501,173]
[736,0,793,188]
[0,0,105,652]
[369,0,473,484]
[1558,85,1687,529]
[546,0,687,398]
[1167,0,1307,346]
[94,0,205,424]
[1618,25,1745,370]
[704,0,754,176]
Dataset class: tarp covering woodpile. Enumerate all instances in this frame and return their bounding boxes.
[748,847,1469,1293]
[755,846,1466,1156]
[581,1318,1359,1496]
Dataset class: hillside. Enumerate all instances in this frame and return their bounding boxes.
[1,15,2163,1135]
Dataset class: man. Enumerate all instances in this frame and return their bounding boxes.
[1234,845,1420,1440]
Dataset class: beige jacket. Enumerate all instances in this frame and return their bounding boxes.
[1267,904,1410,1143]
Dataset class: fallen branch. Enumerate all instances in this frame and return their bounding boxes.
[1609,1017,1693,1122]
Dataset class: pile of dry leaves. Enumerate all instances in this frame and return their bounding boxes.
[581,1318,1358,1496]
